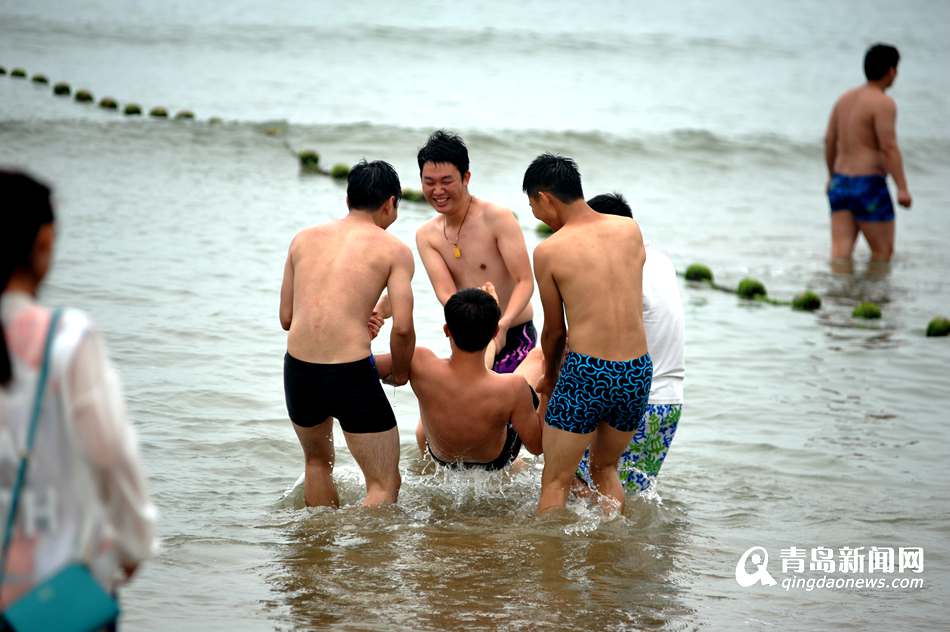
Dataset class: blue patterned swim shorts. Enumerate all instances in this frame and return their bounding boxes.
[827,173,894,223]
[545,351,652,434]
[576,403,682,493]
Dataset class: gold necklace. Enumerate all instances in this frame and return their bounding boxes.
[442,195,473,259]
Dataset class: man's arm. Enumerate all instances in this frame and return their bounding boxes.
[509,378,542,455]
[492,210,535,346]
[416,228,458,305]
[824,102,839,181]
[874,97,912,207]
[373,347,431,385]
[279,239,295,331]
[533,246,566,395]
[387,244,416,385]
[373,293,393,319]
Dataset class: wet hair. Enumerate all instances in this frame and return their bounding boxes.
[1,170,55,387]
[522,154,584,203]
[417,130,469,177]
[864,44,900,81]
[588,192,633,218]
[346,160,402,211]
[444,288,500,352]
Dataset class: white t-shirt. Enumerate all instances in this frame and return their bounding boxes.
[642,246,685,404]
[1,291,156,602]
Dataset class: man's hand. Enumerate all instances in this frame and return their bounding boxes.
[368,311,384,339]
[897,189,912,209]
[480,282,507,352]
[535,374,555,397]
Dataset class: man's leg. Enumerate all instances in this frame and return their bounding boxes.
[343,427,401,506]
[588,423,637,512]
[831,211,859,262]
[538,424,594,513]
[857,220,895,263]
[292,418,339,508]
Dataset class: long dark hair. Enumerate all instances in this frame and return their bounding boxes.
[1,170,55,386]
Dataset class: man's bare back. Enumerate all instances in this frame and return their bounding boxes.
[283,217,411,363]
[409,347,541,463]
[534,214,648,363]
[828,86,902,179]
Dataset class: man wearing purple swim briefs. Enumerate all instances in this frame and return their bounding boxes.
[375,131,536,373]
[824,43,912,267]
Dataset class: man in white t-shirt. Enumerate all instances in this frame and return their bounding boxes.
[518,192,684,493]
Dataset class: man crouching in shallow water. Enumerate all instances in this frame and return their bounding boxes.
[374,287,542,470]
[524,154,652,514]
[280,160,415,507]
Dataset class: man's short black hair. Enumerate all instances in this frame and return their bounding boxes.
[522,153,584,203]
[588,192,633,218]
[417,130,469,176]
[347,160,401,211]
[444,288,500,352]
[864,43,900,81]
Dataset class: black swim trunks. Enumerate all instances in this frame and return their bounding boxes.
[427,387,539,471]
[283,352,396,433]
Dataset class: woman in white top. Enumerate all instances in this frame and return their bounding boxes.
[1,171,156,610]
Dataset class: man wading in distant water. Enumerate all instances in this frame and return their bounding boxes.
[824,43,911,269]
[280,160,415,507]
[375,130,535,373]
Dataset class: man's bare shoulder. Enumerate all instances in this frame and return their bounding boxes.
[291,221,337,248]
[415,215,441,241]
[480,199,518,226]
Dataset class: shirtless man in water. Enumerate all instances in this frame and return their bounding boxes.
[374,286,542,470]
[825,43,911,266]
[280,160,415,507]
[524,155,651,514]
[376,131,535,373]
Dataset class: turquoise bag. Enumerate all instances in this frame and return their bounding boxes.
[0,309,120,631]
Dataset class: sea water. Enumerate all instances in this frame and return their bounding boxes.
[2,1,949,629]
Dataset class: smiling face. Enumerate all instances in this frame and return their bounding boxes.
[421,162,470,216]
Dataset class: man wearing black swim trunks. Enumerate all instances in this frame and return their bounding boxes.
[280,160,415,507]
[824,43,912,266]
[374,287,542,470]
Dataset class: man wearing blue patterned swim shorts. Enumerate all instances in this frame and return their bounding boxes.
[824,43,911,265]
[523,155,651,514]
[576,194,685,493]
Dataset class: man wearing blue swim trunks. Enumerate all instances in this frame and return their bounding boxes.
[824,43,912,265]
[523,155,652,514]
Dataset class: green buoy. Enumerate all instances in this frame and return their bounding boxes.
[852,301,882,319]
[792,290,822,312]
[401,188,426,203]
[175,110,195,120]
[99,97,118,110]
[535,222,554,236]
[53,82,70,96]
[737,277,767,300]
[330,163,351,179]
[124,103,142,116]
[74,89,93,103]
[298,150,321,173]
[926,316,950,337]
[149,106,168,118]
[685,263,713,283]
[31,74,48,84]
[11,68,27,78]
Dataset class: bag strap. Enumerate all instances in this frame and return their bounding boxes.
[0,307,63,586]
